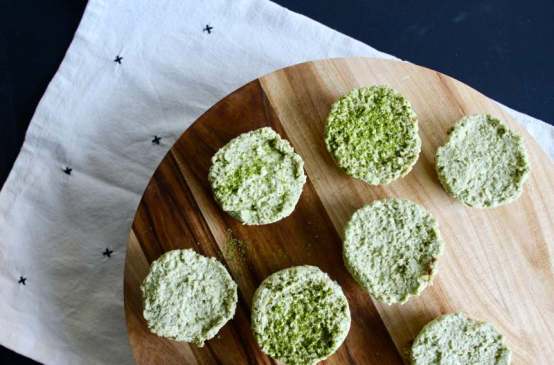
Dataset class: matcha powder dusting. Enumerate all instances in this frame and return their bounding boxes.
[209,127,306,225]
[224,229,247,263]
[325,85,421,185]
[141,249,237,346]
[411,312,511,365]
[251,266,351,365]
[343,198,444,304]
[436,114,530,208]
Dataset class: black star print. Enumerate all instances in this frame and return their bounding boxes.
[102,248,114,258]
[18,276,27,285]
[203,24,213,34]
[63,166,72,175]
[114,55,123,64]
[152,135,162,145]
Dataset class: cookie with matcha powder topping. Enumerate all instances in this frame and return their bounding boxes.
[324,85,421,185]
[209,127,306,225]
[343,198,444,304]
[411,312,511,365]
[141,249,237,346]
[436,114,530,208]
[251,266,351,365]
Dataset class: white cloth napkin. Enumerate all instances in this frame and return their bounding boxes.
[0,0,552,364]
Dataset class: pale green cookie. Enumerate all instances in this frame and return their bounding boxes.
[411,313,511,365]
[209,127,306,225]
[141,249,237,346]
[436,114,530,208]
[343,199,444,304]
[251,266,351,365]
[325,85,421,185]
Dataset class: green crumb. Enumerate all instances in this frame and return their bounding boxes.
[436,114,530,208]
[141,249,237,346]
[224,229,247,263]
[324,85,421,185]
[343,198,444,304]
[251,266,351,365]
[411,312,511,365]
[209,127,306,225]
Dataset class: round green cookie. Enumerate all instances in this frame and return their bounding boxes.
[209,127,306,225]
[343,198,444,304]
[436,114,530,208]
[141,249,237,346]
[411,312,511,365]
[324,85,421,185]
[251,266,351,365]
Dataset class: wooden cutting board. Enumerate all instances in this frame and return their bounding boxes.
[124,58,554,365]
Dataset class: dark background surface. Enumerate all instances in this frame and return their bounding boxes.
[1,0,553,363]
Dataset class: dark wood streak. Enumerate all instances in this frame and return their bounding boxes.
[342,342,359,365]
[136,203,167,263]
[165,152,221,255]
[201,344,223,365]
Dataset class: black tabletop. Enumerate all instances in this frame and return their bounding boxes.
[1,0,553,363]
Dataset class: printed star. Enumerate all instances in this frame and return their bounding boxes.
[18,276,27,285]
[102,248,114,258]
[152,135,162,145]
[114,55,123,64]
[203,24,213,34]
[63,166,72,175]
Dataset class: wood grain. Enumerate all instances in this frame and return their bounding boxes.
[124,58,554,364]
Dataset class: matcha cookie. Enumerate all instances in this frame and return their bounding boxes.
[411,312,511,365]
[436,114,530,208]
[251,266,351,365]
[325,85,421,185]
[141,249,237,346]
[343,198,444,304]
[209,127,306,225]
